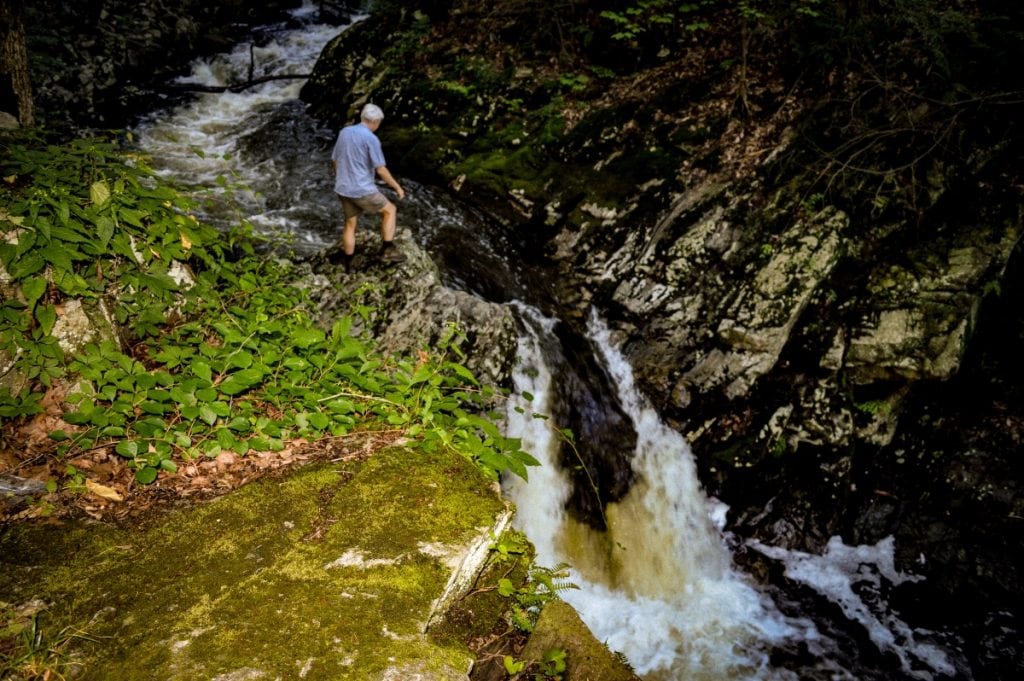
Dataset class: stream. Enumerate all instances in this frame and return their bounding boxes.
[131,4,965,679]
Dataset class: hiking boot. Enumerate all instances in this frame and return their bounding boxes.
[327,250,357,272]
[379,247,406,264]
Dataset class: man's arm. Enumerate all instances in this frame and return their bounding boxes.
[375,166,405,201]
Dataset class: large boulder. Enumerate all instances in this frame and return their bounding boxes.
[0,448,510,680]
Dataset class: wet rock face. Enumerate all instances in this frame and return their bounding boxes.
[300,238,518,389]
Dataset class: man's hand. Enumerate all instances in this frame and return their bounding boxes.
[376,166,404,201]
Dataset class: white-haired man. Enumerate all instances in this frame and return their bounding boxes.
[330,103,405,270]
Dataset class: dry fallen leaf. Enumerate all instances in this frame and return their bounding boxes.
[85,479,124,502]
[215,451,236,468]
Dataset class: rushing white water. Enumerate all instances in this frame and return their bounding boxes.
[132,3,360,251]
[504,306,811,680]
[503,305,960,680]
[749,536,956,679]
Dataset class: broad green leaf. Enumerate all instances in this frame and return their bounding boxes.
[169,386,197,406]
[56,201,70,226]
[117,207,145,228]
[141,272,178,292]
[199,404,218,425]
[291,327,325,349]
[140,401,167,415]
[448,362,479,385]
[218,367,264,396]
[90,179,111,206]
[135,466,158,484]
[31,217,50,242]
[133,417,166,437]
[192,361,212,382]
[282,357,308,370]
[0,242,16,269]
[96,216,115,249]
[505,456,528,481]
[511,449,540,467]
[227,351,253,369]
[216,428,236,450]
[21,277,46,308]
[115,440,139,458]
[49,225,88,243]
[226,416,251,433]
[36,304,57,335]
[9,252,46,279]
[14,228,36,256]
[42,244,75,272]
[208,401,231,417]
[308,412,330,430]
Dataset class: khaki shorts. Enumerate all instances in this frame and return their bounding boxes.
[339,192,388,219]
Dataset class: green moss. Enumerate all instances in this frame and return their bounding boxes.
[0,447,504,679]
[521,601,639,680]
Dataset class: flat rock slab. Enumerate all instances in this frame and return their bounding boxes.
[1,447,510,680]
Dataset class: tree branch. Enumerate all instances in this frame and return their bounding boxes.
[161,73,311,94]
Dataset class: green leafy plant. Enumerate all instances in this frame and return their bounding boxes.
[478,532,577,634]
[0,131,539,487]
[600,0,713,41]
[0,605,96,680]
[502,646,568,680]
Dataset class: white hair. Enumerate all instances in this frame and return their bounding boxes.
[360,103,384,123]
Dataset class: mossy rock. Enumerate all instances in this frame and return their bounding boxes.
[520,601,639,681]
[0,447,510,680]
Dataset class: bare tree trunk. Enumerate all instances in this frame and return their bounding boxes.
[0,0,33,126]
[738,15,751,117]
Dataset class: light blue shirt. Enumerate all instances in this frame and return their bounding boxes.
[331,123,386,198]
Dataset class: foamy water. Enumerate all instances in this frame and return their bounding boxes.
[503,305,958,680]
[132,4,361,250]
[749,536,955,679]
[504,306,810,679]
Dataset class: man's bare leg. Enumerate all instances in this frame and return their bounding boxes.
[379,201,397,242]
[343,215,358,255]
[378,201,405,263]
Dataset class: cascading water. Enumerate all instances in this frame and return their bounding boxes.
[504,305,810,680]
[133,3,361,254]
[502,306,960,680]
[130,6,966,679]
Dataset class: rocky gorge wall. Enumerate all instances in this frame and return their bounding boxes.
[298,2,1024,677]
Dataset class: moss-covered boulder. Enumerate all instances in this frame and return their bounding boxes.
[0,447,511,680]
[520,601,639,681]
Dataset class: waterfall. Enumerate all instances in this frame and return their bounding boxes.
[504,305,809,680]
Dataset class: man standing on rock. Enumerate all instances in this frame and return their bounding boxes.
[330,103,405,270]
